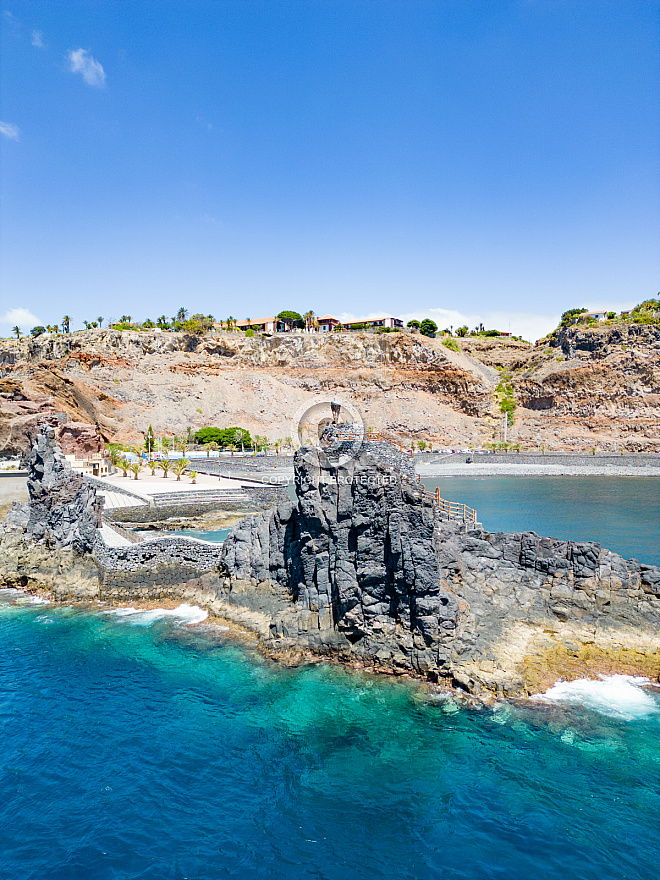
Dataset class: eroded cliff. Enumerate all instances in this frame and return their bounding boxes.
[1,323,658,453]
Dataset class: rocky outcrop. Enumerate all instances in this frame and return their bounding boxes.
[218,445,660,695]
[6,425,103,552]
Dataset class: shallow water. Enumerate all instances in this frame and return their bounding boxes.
[422,475,660,565]
[174,526,231,543]
[2,594,660,879]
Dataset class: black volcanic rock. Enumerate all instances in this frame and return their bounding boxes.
[13,424,103,552]
[219,444,660,694]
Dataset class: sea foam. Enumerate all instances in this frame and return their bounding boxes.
[532,674,659,721]
[105,603,208,627]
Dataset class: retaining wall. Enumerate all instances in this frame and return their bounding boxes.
[93,533,224,596]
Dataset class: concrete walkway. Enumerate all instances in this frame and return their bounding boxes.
[98,523,133,547]
[102,470,239,496]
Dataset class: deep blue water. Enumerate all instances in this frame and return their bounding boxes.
[422,476,660,566]
[2,594,660,879]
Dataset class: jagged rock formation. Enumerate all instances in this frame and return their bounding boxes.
[219,445,660,694]
[6,425,103,552]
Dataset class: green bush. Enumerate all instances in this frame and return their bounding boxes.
[560,307,587,324]
[194,426,253,449]
[442,337,460,351]
[245,328,254,337]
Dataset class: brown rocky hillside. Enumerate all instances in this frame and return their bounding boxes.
[0,324,658,454]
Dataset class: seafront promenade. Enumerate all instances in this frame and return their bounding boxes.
[416,451,660,478]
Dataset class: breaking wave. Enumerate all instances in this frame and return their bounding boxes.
[532,674,660,721]
[104,603,208,627]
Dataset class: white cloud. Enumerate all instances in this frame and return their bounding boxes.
[0,121,20,140]
[31,30,45,48]
[338,307,560,342]
[399,308,560,342]
[0,307,42,331]
[67,48,106,87]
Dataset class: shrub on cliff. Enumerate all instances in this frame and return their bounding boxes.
[419,319,437,337]
[276,310,304,330]
[560,307,588,324]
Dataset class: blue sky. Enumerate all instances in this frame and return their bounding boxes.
[1,0,658,340]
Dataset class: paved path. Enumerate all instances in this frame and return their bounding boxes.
[98,523,133,547]
[99,489,147,510]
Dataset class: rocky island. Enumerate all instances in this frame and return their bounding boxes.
[2,426,659,697]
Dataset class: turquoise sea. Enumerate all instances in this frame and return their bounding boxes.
[2,476,660,878]
[423,475,660,566]
[2,594,660,879]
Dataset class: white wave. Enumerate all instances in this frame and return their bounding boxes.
[105,603,208,627]
[13,594,51,605]
[532,675,659,721]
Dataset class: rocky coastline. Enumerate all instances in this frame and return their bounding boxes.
[2,427,660,697]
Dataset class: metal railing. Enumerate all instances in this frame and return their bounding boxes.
[433,487,477,524]
[364,432,413,455]
[413,476,478,524]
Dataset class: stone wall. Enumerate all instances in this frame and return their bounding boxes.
[93,534,224,598]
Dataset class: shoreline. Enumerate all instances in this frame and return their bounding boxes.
[4,582,660,703]
[416,462,660,477]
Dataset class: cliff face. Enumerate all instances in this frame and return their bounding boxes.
[1,324,658,454]
[218,446,660,695]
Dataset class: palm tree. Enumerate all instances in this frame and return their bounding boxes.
[171,458,189,481]
[127,460,143,480]
[157,456,171,478]
[175,437,187,455]
[62,316,71,334]
[189,470,197,484]
[83,320,91,330]
[147,459,158,476]
[233,428,246,453]
[176,307,188,322]
[157,315,169,329]
[107,446,124,469]
[118,458,129,477]
[226,442,237,457]
[97,317,103,328]
[12,326,21,339]
[206,441,219,458]
[303,310,315,332]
